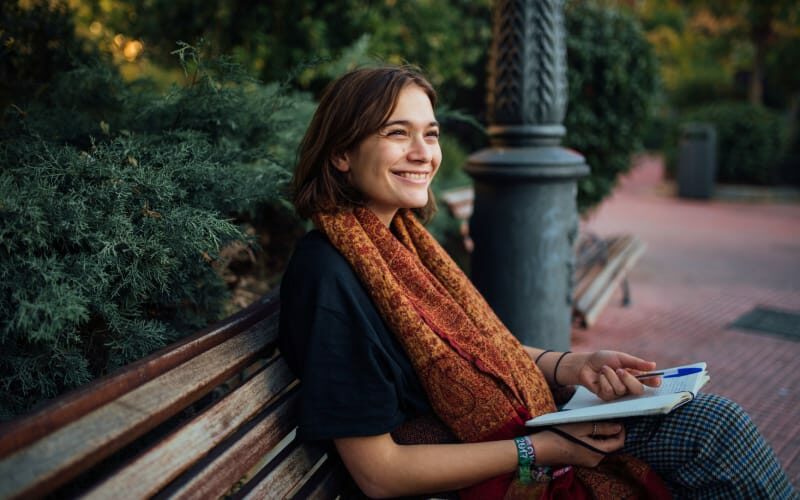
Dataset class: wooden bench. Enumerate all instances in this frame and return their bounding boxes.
[572,233,646,328]
[0,201,642,499]
[440,186,646,329]
[0,292,345,499]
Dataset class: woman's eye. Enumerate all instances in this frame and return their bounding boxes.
[386,129,406,136]
[426,130,440,138]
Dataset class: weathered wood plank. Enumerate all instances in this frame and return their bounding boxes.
[0,293,279,460]
[0,318,278,500]
[575,236,635,311]
[81,357,294,499]
[241,441,326,500]
[574,261,606,300]
[165,393,298,500]
[576,236,633,311]
[284,457,343,500]
[582,239,646,327]
[574,236,613,281]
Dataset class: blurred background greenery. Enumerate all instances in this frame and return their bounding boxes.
[637,0,800,185]
[1,0,798,418]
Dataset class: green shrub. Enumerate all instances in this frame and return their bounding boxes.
[0,37,314,419]
[641,103,678,151]
[0,0,97,108]
[670,71,737,110]
[680,102,787,185]
[432,134,472,193]
[564,0,659,212]
[428,134,472,271]
[77,0,492,121]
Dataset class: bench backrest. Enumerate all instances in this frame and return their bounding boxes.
[0,292,343,499]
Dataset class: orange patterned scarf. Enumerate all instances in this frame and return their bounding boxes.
[314,208,669,499]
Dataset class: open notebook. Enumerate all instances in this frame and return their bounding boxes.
[526,362,709,427]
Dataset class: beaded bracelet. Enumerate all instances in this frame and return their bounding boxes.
[513,436,534,484]
[553,351,572,387]
[531,465,573,483]
[531,465,552,483]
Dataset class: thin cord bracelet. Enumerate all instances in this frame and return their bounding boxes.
[546,427,610,456]
[553,351,572,387]
[534,349,553,366]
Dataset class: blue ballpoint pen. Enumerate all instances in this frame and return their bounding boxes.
[635,367,703,380]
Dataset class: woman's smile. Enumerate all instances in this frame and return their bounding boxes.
[392,170,432,183]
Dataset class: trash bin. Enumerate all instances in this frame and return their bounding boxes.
[677,123,717,199]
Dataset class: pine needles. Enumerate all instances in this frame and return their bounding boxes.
[0,44,314,419]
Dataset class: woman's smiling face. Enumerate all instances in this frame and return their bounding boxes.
[333,84,441,226]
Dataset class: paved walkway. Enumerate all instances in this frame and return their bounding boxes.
[572,155,800,487]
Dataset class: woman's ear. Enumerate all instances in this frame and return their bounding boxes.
[332,152,350,173]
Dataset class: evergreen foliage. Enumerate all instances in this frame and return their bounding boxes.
[77,0,492,119]
[564,1,659,213]
[682,102,788,185]
[0,38,314,419]
[0,0,96,109]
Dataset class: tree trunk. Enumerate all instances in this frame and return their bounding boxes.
[788,91,799,145]
[749,41,766,106]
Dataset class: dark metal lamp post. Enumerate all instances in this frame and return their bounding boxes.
[466,0,589,351]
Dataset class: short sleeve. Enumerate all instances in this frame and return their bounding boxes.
[296,305,407,440]
[278,231,431,442]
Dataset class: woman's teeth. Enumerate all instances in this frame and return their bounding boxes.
[395,172,428,180]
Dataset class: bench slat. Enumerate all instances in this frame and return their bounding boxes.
[573,236,631,300]
[581,239,646,327]
[0,294,279,460]
[81,356,294,499]
[0,318,277,500]
[241,441,326,500]
[160,389,298,499]
[285,457,344,500]
[575,236,642,313]
[574,237,613,281]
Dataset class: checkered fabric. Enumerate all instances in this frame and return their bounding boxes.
[622,393,797,499]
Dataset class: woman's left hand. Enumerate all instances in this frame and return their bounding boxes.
[570,350,661,401]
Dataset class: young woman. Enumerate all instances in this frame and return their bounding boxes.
[278,66,795,499]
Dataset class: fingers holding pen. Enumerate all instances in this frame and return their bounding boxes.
[603,365,629,395]
[594,366,625,400]
[616,368,651,395]
[635,371,663,388]
[595,366,658,400]
[595,371,615,401]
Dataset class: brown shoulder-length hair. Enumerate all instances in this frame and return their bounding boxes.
[292,65,438,221]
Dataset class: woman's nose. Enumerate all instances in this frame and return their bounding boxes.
[407,134,432,163]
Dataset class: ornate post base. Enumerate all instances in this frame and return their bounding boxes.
[467,143,588,350]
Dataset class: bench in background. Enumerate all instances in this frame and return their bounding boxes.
[572,233,646,328]
[0,292,344,500]
[440,186,646,328]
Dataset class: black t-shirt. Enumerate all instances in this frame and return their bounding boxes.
[278,230,433,442]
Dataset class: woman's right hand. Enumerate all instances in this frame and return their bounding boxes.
[533,421,625,468]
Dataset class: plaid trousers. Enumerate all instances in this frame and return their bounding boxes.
[622,393,798,499]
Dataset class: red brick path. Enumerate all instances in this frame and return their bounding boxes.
[572,155,800,487]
